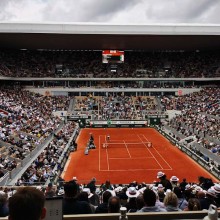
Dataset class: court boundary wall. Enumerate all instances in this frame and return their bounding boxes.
[156,126,220,181]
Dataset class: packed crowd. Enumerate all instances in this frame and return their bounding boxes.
[15,121,76,186]
[161,88,220,159]
[0,50,220,78]
[0,87,71,172]
[75,94,158,120]
[0,171,218,218]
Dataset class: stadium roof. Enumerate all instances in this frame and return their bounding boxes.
[0,22,220,50]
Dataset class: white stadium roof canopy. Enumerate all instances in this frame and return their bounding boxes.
[0,22,220,50]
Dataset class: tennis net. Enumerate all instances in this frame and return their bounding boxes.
[102,142,152,148]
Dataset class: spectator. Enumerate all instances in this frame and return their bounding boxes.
[173,187,188,210]
[8,187,46,220]
[45,182,56,198]
[78,190,96,213]
[157,171,172,191]
[101,180,114,191]
[163,192,181,212]
[0,191,8,217]
[95,190,112,213]
[87,177,97,194]
[125,187,139,212]
[170,176,180,188]
[108,196,121,213]
[136,194,145,211]
[179,178,188,191]
[138,189,167,212]
[116,186,128,206]
[184,198,201,211]
[210,184,220,207]
[202,188,217,209]
[63,181,92,214]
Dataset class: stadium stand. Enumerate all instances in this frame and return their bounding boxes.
[0,23,220,219]
[1,50,220,78]
[160,88,220,171]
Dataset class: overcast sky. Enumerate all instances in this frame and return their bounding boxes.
[0,0,220,24]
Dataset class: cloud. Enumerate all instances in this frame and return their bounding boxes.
[0,0,220,24]
[41,0,140,22]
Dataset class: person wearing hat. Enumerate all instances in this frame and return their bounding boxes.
[211,184,220,207]
[125,187,140,212]
[201,188,217,210]
[117,187,128,206]
[156,171,172,191]
[170,176,179,189]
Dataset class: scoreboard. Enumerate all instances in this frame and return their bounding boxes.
[102,50,124,63]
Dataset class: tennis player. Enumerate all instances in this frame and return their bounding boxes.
[148,142,152,148]
[107,134,110,141]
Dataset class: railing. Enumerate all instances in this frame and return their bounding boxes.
[156,126,220,180]
[45,125,79,186]
[0,210,213,220]
[0,122,65,186]
[163,124,220,164]
[63,211,214,220]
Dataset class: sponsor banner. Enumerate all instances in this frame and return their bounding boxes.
[186,151,192,156]
[192,154,197,161]
[67,115,88,120]
[146,115,168,119]
[91,121,107,125]
[182,147,186,152]
[91,120,147,125]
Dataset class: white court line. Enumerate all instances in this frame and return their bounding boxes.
[100,142,150,145]
[99,135,110,171]
[99,135,101,171]
[109,157,154,159]
[123,140,131,158]
[142,134,173,170]
[106,140,110,171]
[108,140,124,142]
[137,134,164,170]
[100,168,173,171]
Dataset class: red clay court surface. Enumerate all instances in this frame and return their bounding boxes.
[63,128,218,184]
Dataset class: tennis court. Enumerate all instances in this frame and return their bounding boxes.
[63,128,218,184]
